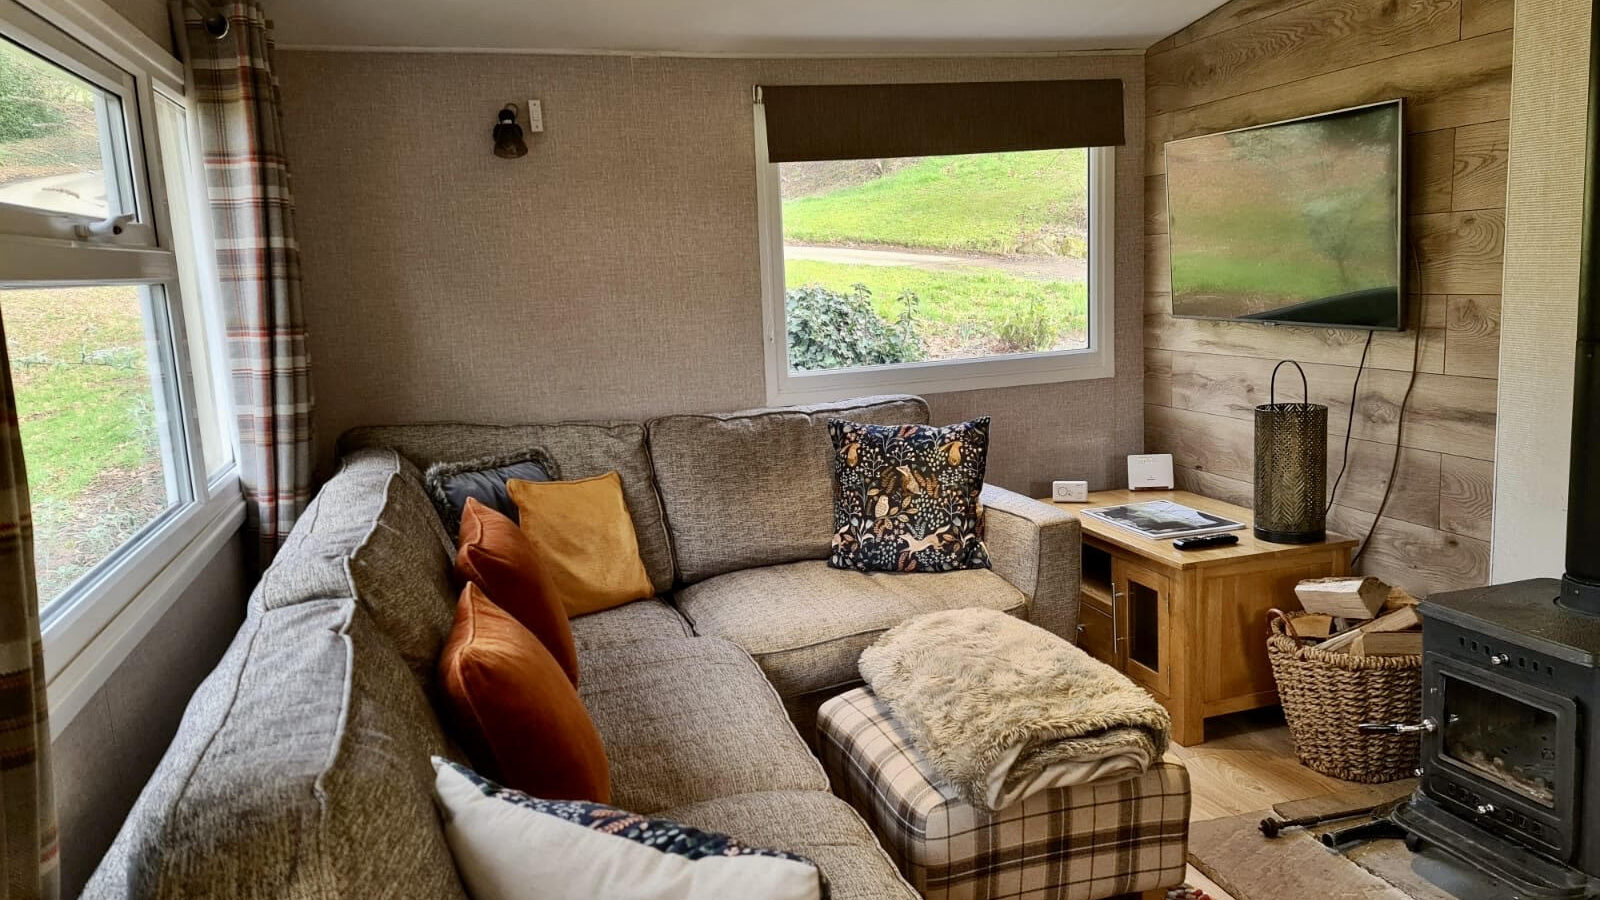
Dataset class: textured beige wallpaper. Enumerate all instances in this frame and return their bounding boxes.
[274,51,1146,495]
[1491,0,1590,580]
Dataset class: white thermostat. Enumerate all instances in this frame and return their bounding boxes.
[1127,454,1175,491]
[1052,480,1089,502]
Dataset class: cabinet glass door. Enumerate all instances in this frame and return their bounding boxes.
[1114,560,1171,696]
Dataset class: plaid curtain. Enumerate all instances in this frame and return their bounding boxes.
[178,1,313,567]
[0,317,60,899]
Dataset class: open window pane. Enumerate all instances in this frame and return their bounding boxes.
[4,284,183,607]
[0,33,132,219]
[155,96,231,478]
[779,148,1090,373]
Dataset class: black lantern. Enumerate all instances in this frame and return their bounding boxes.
[492,104,527,159]
[1254,360,1328,543]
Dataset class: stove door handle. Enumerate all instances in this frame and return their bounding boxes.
[1357,718,1437,735]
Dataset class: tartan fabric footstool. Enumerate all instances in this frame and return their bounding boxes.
[818,687,1191,900]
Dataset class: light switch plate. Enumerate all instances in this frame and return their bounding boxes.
[526,99,544,132]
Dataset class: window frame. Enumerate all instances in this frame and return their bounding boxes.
[1,0,242,734]
[753,99,1116,407]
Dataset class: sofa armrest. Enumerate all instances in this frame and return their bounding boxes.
[980,484,1081,641]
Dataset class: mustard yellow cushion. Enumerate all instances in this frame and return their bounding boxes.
[508,472,655,617]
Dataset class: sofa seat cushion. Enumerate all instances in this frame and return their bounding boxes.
[675,561,1026,698]
[647,395,929,584]
[576,637,828,814]
[568,598,691,650]
[658,792,919,900]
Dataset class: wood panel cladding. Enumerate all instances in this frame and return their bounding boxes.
[1143,0,1510,598]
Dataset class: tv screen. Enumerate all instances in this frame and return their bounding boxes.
[1164,101,1404,331]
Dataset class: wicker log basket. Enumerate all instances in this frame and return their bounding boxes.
[1267,610,1423,783]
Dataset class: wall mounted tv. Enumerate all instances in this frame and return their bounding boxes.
[1164,100,1404,331]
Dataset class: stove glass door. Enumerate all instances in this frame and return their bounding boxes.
[1440,673,1559,808]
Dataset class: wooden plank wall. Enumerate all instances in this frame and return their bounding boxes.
[1143,0,1512,597]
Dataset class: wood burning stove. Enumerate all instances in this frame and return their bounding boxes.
[1387,581,1600,898]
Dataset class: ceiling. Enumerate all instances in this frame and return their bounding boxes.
[266,0,1228,54]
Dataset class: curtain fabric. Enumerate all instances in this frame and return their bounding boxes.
[178,1,313,567]
[0,318,59,900]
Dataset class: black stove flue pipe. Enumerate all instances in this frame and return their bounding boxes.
[1562,0,1600,614]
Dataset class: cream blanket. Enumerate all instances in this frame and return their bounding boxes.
[858,607,1171,812]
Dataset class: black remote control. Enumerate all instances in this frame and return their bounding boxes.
[1173,533,1240,550]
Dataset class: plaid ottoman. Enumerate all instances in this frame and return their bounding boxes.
[818,687,1190,900]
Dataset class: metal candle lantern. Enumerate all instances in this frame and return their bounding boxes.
[1254,360,1327,543]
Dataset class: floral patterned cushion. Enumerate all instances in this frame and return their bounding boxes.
[827,417,990,573]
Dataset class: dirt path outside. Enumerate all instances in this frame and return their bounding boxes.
[784,242,1087,282]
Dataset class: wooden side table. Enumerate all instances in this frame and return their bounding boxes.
[1045,489,1357,746]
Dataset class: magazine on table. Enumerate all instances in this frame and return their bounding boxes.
[1080,499,1246,540]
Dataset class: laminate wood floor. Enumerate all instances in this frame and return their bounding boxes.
[1167,708,1368,900]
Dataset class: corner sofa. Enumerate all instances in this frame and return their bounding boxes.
[84,395,1081,899]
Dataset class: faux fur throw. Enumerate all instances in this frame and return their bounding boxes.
[858,607,1172,811]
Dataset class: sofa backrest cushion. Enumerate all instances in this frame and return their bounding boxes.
[339,422,674,593]
[82,598,467,900]
[259,448,457,683]
[646,396,930,585]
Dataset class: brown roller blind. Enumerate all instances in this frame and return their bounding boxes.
[759,79,1124,163]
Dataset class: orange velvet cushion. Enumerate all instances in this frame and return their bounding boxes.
[455,498,579,685]
[507,472,654,617]
[438,583,611,803]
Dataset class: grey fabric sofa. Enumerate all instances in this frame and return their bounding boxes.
[84,395,1080,899]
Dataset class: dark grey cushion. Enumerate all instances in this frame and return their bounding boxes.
[647,396,930,584]
[423,449,558,538]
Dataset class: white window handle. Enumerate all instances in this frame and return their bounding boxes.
[73,213,137,240]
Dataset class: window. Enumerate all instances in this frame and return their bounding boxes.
[754,84,1118,405]
[0,0,236,667]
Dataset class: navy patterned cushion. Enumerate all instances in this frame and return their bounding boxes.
[827,417,991,573]
[432,759,828,899]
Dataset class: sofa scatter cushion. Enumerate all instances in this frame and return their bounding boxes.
[424,448,559,538]
[433,759,827,900]
[508,471,655,617]
[438,583,611,803]
[647,395,931,584]
[454,498,579,684]
[828,417,992,573]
